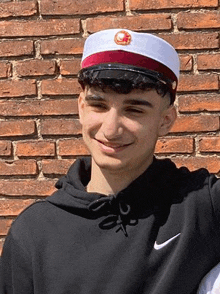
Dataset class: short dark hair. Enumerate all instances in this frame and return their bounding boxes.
[78,66,174,104]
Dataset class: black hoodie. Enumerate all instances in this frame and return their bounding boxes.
[1,157,220,294]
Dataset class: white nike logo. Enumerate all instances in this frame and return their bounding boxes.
[154,233,181,250]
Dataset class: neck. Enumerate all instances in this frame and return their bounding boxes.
[87,157,153,195]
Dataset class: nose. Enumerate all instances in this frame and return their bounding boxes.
[101,108,123,140]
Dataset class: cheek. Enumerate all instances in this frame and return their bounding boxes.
[82,112,102,134]
[135,122,160,144]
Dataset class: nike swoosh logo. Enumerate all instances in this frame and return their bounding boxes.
[154,233,181,250]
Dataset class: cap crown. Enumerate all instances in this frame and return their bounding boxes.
[82,29,180,80]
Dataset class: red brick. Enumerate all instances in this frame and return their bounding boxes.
[41,119,81,136]
[172,157,220,174]
[42,78,81,96]
[86,14,171,33]
[15,60,56,77]
[0,99,78,117]
[0,79,36,98]
[197,53,220,70]
[129,0,218,10]
[179,94,220,112]
[60,59,81,76]
[177,74,218,92]
[58,138,89,156]
[0,120,36,137]
[0,1,37,18]
[0,40,34,57]
[0,180,56,197]
[0,61,11,78]
[171,115,219,133]
[0,160,37,176]
[0,219,13,236]
[0,19,80,37]
[42,159,75,176]
[177,11,220,30]
[198,137,220,153]
[0,199,35,216]
[179,55,193,72]
[160,33,219,50]
[0,141,11,156]
[41,38,84,55]
[155,137,194,154]
[16,141,55,157]
[41,0,124,15]
[0,238,4,255]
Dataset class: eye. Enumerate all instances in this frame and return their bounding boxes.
[125,107,145,115]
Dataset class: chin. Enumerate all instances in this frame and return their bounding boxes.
[93,156,127,172]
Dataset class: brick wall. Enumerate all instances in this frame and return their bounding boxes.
[0,0,220,252]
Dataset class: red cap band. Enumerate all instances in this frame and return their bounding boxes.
[81,50,177,83]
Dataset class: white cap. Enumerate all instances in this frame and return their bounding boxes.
[81,28,180,81]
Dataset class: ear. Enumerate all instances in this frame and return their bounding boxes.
[78,91,85,125]
[158,105,177,136]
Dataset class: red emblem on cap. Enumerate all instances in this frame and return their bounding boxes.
[114,30,131,45]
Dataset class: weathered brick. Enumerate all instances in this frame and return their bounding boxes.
[15,60,56,77]
[160,33,219,50]
[42,159,75,176]
[0,238,4,255]
[130,0,218,10]
[0,199,35,216]
[177,11,220,30]
[41,0,124,15]
[177,74,218,92]
[155,137,194,154]
[86,14,172,33]
[42,78,81,96]
[171,115,219,133]
[0,141,11,156]
[60,59,81,76]
[16,141,55,157]
[0,160,37,176]
[197,53,220,70]
[41,38,84,55]
[0,19,80,37]
[198,136,220,153]
[0,61,11,78]
[0,180,56,196]
[0,219,13,236]
[0,120,36,137]
[172,157,220,174]
[41,119,81,136]
[0,99,78,117]
[58,138,89,156]
[179,94,220,112]
[0,1,37,18]
[179,55,193,72]
[0,40,34,57]
[0,79,36,98]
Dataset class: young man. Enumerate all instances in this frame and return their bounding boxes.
[1,29,220,294]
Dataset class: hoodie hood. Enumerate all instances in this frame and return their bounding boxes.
[46,156,208,235]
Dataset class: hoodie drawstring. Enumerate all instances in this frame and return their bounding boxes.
[88,196,137,237]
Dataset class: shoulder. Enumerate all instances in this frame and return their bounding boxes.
[197,263,220,294]
[174,164,219,198]
[9,200,52,238]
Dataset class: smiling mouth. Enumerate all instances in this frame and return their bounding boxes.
[96,139,132,150]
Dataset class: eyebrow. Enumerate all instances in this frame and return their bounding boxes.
[85,95,105,102]
[84,95,154,108]
[123,99,154,108]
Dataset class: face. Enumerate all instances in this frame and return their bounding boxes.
[78,86,176,177]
